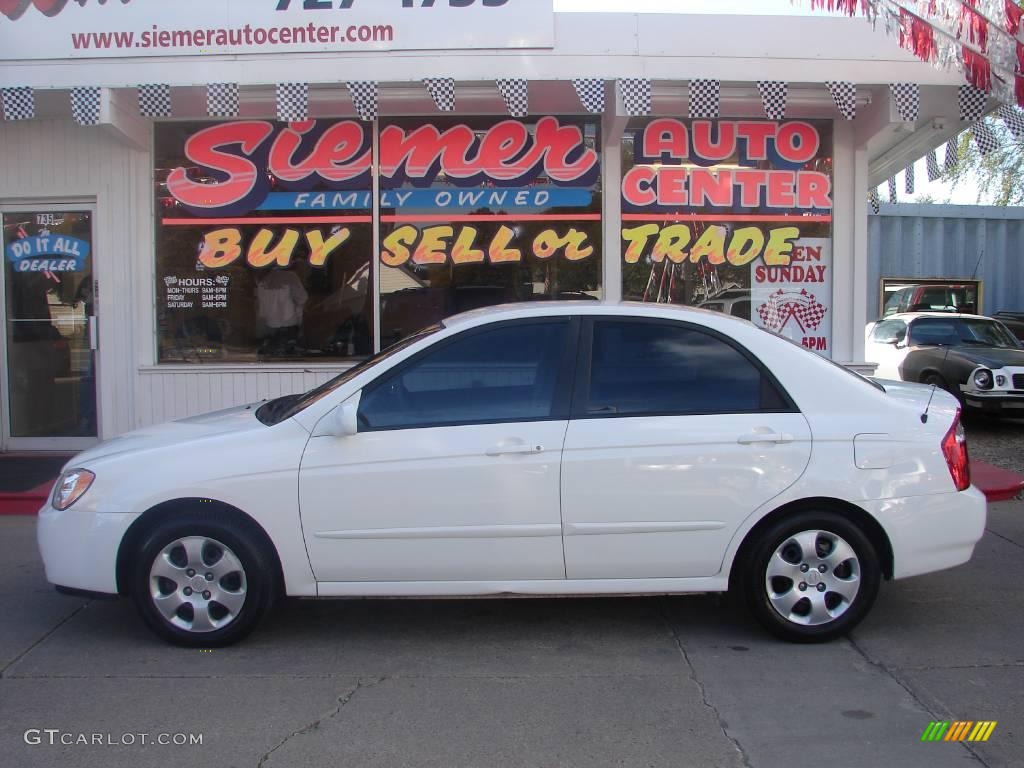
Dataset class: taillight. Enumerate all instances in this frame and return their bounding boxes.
[941,410,970,491]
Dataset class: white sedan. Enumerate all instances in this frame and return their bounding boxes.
[38,303,986,646]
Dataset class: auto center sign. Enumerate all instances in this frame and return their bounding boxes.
[0,0,554,60]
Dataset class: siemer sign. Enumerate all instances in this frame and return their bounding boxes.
[0,0,554,60]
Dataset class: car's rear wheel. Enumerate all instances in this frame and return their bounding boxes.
[744,511,880,643]
[130,513,276,647]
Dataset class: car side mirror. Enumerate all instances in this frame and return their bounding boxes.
[316,392,361,437]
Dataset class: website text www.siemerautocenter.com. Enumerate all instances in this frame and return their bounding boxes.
[70,22,395,51]
[24,729,204,747]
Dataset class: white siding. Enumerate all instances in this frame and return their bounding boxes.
[0,119,356,436]
[136,367,345,424]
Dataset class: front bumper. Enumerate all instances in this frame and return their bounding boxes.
[866,486,987,580]
[36,503,135,595]
[962,392,1024,413]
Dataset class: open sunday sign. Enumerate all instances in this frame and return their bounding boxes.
[5,235,89,272]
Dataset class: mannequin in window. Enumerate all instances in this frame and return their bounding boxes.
[257,266,308,356]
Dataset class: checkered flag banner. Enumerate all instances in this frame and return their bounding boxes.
[757,289,827,334]
[869,188,880,215]
[207,83,239,118]
[347,81,378,121]
[757,81,787,120]
[888,83,919,122]
[1,87,34,120]
[137,84,171,118]
[424,78,456,112]
[998,104,1024,140]
[945,138,958,172]
[959,85,988,122]
[689,79,720,119]
[276,83,308,122]
[887,176,898,203]
[572,78,605,114]
[926,150,941,181]
[973,121,999,156]
[495,78,528,118]
[618,78,652,117]
[826,81,856,120]
[904,162,915,195]
[70,87,101,126]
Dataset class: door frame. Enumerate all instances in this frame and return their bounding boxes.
[0,201,101,453]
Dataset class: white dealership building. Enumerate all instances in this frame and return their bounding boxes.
[0,0,987,451]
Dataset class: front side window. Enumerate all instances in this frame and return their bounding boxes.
[583,320,790,417]
[907,318,960,346]
[359,320,571,430]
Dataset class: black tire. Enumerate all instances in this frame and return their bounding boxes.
[129,511,278,647]
[743,510,880,643]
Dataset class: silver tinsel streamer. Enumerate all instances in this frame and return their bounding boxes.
[844,1,1018,105]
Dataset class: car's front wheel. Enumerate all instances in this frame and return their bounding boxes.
[130,513,277,647]
[744,511,880,643]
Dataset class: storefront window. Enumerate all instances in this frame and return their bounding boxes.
[621,119,834,356]
[155,120,373,363]
[378,117,602,346]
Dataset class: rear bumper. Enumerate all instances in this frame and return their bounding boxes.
[866,487,987,580]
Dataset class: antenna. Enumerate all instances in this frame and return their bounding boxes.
[921,384,937,423]
[918,320,957,423]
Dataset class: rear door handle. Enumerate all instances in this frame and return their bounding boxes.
[737,431,793,445]
[486,442,543,457]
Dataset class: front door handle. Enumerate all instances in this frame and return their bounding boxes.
[485,442,543,457]
[737,431,793,445]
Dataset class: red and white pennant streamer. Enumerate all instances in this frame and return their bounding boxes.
[805,0,1024,107]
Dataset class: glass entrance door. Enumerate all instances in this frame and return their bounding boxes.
[1,208,98,451]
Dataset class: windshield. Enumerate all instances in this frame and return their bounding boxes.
[908,318,1021,349]
[256,324,442,426]
[959,319,1021,349]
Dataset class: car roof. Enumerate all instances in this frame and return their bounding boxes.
[441,300,750,328]
[883,312,992,322]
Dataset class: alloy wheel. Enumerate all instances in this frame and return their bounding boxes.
[148,535,247,633]
[764,529,861,627]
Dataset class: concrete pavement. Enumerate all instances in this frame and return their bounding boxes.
[0,502,1021,768]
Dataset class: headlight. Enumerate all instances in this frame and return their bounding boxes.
[996,374,1007,387]
[52,469,95,511]
[973,369,994,390]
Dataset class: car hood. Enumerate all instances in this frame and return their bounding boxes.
[946,345,1024,369]
[65,402,268,468]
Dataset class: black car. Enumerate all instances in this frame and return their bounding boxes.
[895,315,1024,415]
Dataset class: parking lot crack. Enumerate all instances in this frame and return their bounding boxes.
[985,527,1024,551]
[847,636,990,767]
[0,601,88,679]
[256,676,386,768]
[660,603,752,768]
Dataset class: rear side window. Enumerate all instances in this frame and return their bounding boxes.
[731,300,751,319]
[870,319,906,344]
[358,320,571,430]
[581,320,792,417]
